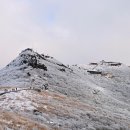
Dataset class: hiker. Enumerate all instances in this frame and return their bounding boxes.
[12,88,15,91]
[44,83,48,90]
[30,78,35,88]
[4,89,8,92]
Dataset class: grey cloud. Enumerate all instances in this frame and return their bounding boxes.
[0,0,130,68]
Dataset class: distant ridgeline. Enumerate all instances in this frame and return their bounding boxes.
[89,60,122,66]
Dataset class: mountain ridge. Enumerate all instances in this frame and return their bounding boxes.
[0,48,130,130]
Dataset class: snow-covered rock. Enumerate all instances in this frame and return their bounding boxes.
[0,49,130,130]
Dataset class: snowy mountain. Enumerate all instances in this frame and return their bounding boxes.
[0,48,130,130]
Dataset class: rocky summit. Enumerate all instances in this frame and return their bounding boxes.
[0,48,130,130]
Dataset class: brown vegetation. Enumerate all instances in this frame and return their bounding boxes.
[0,111,48,130]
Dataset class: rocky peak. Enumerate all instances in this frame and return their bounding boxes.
[7,48,47,71]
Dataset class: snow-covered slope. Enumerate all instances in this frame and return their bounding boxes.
[0,49,130,130]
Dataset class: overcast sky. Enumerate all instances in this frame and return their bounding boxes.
[0,0,130,68]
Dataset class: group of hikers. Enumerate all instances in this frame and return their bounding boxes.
[3,78,48,93]
[4,83,48,93]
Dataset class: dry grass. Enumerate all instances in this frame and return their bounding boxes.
[0,88,129,129]
[30,90,96,119]
[0,111,48,130]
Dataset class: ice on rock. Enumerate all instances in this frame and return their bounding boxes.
[0,49,130,130]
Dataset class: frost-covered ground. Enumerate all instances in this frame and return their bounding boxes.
[0,49,130,130]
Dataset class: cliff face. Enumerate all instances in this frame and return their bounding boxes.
[0,49,130,130]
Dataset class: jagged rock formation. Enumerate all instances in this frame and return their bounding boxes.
[7,48,47,70]
[0,49,130,130]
